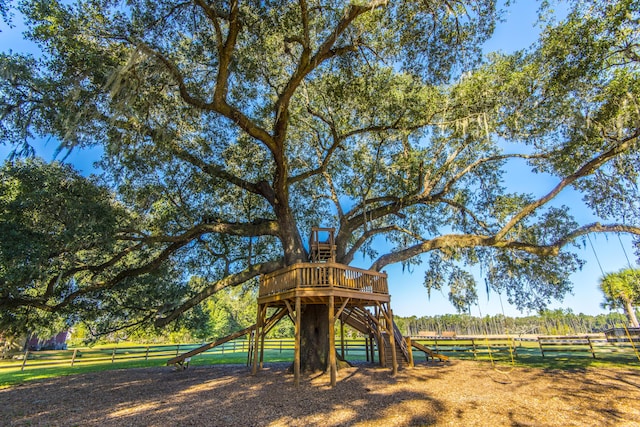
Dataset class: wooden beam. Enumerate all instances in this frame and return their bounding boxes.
[329,294,337,387]
[263,307,288,334]
[369,334,375,363]
[251,304,265,375]
[259,315,267,369]
[405,336,414,368]
[340,318,345,359]
[294,296,301,387]
[284,299,297,323]
[381,304,398,375]
[335,297,350,319]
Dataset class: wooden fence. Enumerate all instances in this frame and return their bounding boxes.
[411,334,640,361]
[0,339,376,372]
[537,335,639,359]
[0,341,254,372]
[1,334,638,373]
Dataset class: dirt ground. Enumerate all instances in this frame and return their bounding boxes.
[1,360,639,426]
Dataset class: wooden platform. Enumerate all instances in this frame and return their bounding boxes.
[259,262,389,306]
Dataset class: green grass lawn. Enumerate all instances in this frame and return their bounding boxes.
[1,341,638,389]
[0,349,266,388]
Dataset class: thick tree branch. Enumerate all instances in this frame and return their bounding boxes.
[370,223,640,272]
[154,259,283,327]
[341,225,424,265]
[1,219,280,313]
[427,152,548,198]
[120,219,279,243]
[134,40,277,153]
[273,0,388,146]
[44,242,145,298]
[494,130,640,242]
[170,145,276,203]
[212,0,239,107]
[0,238,194,313]
[551,223,640,249]
[342,150,566,237]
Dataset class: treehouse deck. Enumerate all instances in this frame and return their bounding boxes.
[258,262,390,306]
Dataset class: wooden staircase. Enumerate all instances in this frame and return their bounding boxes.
[381,332,410,368]
[339,306,412,369]
[339,306,374,335]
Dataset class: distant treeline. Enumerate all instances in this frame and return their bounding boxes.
[394,310,634,336]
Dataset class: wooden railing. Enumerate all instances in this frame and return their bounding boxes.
[259,262,388,297]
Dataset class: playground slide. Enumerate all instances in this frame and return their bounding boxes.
[411,340,449,362]
[167,324,257,367]
[167,308,289,367]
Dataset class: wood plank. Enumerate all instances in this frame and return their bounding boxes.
[294,296,301,387]
[329,295,337,387]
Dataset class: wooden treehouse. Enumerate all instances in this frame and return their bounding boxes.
[168,227,447,386]
[253,227,411,387]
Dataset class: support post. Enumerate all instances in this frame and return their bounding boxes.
[259,320,266,369]
[405,337,414,367]
[247,331,254,367]
[21,350,29,371]
[329,295,337,387]
[340,318,345,359]
[369,333,375,363]
[294,296,301,387]
[387,307,398,375]
[365,337,370,362]
[71,348,78,367]
[252,304,264,375]
[375,308,385,367]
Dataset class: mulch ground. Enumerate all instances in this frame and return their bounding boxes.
[1,360,639,426]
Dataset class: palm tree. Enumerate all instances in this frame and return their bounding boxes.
[599,268,640,328]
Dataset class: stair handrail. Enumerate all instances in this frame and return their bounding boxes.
[392,320,410,362]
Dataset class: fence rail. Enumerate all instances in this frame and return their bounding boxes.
[1,334,638,373]
[0,340,255,371]
[410,334,639,361]
[0,339,377,372]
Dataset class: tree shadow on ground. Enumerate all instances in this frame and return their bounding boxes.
[0,362,450,426]
[3,360,640,426]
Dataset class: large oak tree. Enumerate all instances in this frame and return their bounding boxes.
[1,0,639,371]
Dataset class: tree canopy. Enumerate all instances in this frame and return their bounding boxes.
[1,0,639,338]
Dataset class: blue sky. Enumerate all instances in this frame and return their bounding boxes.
[1,1,638,319]
[387,0,639,318]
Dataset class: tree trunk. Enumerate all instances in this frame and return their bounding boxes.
[623,298,640,328]
[299,304,329,372]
